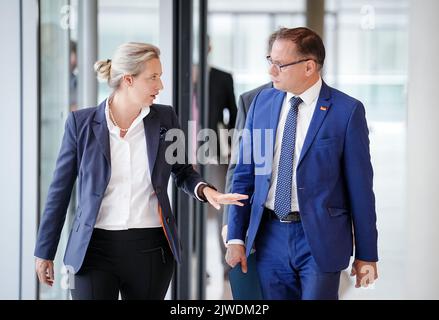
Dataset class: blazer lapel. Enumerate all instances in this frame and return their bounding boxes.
[143,106,160,176]
[92,100,111,167]
[297,81,332,168]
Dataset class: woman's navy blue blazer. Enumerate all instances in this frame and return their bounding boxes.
[34,99,205,273]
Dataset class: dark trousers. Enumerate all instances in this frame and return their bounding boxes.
[255,212,341,300]
[70,227,174,300]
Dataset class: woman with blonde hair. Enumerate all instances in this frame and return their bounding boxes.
[34,42,247,300]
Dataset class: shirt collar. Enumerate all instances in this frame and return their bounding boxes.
[286,76,322,106]
[105,98,151,133]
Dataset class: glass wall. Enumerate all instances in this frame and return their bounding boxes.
[97,0,160,102]
[206,0,409,300]
[39,0,78,300]
[206,0,306,300]
[324,0,409,299]
[35,0,410,300]
[325,0,408,122]
[208,0,306,97]
[38,0,161,300]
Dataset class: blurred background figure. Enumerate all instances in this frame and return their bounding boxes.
[221,32,275,300]
[69,40,78,111]
[223,84,270,300]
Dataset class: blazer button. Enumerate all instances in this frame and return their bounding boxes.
[166,217,170,224]
[156,187,161,195]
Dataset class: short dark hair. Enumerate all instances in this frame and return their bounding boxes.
[70,40,77,54]
[270,27,325,68]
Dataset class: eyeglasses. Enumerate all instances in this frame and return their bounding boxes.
[266,55,313,72]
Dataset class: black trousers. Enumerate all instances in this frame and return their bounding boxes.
[70,227,174,300]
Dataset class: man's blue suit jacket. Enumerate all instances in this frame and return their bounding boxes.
[34,100,205,273]
[227,81,378,272]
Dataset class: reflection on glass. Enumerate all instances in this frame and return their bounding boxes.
[39,0,75,300]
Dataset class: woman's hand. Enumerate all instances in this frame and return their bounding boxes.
[35,257,54,287]
[203,187,248,210]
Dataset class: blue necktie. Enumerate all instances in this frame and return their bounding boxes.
[274,96,302,219]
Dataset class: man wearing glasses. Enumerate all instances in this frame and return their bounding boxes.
[226,27,378,300]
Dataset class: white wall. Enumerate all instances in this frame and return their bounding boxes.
[0,0,38,300]
[0,0,22,299]
[406,0,439,299]
[21,0,39,300]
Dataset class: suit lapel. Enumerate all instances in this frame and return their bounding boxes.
[143,106,160,176]
[92,100,111,167]
[297,81,332,168]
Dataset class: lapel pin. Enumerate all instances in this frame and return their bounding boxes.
[320,106,328,111]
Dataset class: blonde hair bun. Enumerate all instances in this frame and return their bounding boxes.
[94,42,160,89]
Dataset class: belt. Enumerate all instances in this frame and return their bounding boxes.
[264,208,301,223]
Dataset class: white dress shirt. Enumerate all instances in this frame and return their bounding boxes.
[95,99,205,230]
[94,100,161,230]
[264,77,322,212]
[228,77,322,245]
